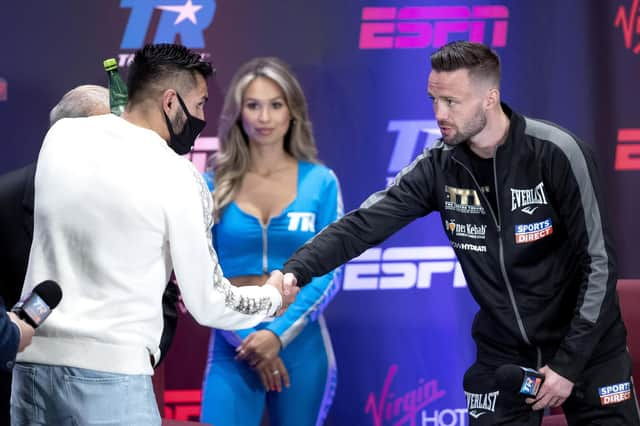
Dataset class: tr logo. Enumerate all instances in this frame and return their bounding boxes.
[386,120,440,186]
[120,0,216,49]
[287,212,316,232]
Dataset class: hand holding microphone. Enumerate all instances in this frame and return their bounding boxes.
[12,280,63,328]
[495,364,545,397]
[526,365,574,410]
[496,364,573,410]
[8,280,62,353]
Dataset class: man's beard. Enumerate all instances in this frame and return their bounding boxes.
[171,108,187,134]
[442,108,487,146]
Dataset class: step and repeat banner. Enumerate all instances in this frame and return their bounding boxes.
[1,1,639,425]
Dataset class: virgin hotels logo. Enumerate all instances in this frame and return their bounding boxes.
[614,0,640,54]
[364,364,468,425]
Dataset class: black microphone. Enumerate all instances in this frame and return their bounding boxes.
[12,280,62,328]
[495,364,545,397]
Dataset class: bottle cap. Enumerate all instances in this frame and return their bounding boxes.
[103,58,118,71]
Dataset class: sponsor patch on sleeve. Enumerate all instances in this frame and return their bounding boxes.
[598,382,632,406]
[514,218,553,244]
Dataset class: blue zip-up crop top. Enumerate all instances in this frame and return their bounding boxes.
[203,160,342,346]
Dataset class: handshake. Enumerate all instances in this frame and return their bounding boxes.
[263,270,299,316]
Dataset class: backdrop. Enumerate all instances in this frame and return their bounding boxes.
[1,1,639,424]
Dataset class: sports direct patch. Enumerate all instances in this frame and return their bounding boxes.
[514,219,553,244]
[598,382,632,406]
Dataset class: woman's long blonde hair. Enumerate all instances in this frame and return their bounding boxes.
[210,57,319,221]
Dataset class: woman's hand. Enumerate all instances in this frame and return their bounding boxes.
[236,330,282,367]
[255,356,290,392]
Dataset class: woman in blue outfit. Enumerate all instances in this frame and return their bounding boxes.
[200,57,342,426]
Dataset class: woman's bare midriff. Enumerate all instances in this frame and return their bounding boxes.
[229,275,270,287]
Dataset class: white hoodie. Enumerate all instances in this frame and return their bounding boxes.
[17,114,281,375]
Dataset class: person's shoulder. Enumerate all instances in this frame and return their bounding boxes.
[301,160,334,177]
[45,115,119,148]
[521,115,592,161]
[300,160,339,188]
[156,157,210,204]
[54,113,114,130]
[45,116,77,139]
[169,155,202,180]
[522,115,580,145]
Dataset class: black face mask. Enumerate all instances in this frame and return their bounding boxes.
[163,92,206,155]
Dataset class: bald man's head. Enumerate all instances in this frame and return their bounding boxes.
[49,85,110,127]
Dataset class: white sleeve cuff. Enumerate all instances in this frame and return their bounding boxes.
[262,285,282,317]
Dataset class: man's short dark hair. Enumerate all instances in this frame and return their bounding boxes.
[127,43,214,104]
[430,41,501,87]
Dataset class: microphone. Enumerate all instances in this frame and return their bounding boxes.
[495,364,545,397]
[12,280,62,328]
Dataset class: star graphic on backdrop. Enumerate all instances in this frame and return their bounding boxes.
[157,0,203,25]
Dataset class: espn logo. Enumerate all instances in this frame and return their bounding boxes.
[615,129,640,171]
[359,5,509,49]
[343,246,466,290]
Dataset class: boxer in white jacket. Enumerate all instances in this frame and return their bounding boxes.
[11,44,296,426]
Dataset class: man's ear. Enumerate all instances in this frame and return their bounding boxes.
[161,89,177,115]
[484,87,500,110]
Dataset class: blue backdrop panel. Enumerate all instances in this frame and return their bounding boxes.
[1,1,639,424]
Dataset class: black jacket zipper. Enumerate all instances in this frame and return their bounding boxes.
[452,148,535,350]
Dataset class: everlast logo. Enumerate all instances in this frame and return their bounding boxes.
[465,390,499,419]
[510,182,548,214]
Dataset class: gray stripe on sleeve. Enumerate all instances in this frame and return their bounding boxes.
[524,118,608,323]
[361,148,432,209]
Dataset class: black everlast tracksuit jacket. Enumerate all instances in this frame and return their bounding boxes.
[283,103,627,383]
